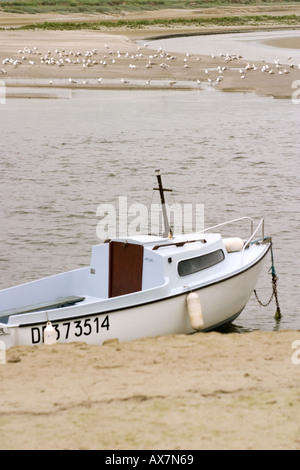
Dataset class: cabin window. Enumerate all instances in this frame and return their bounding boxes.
[178,249,225,277]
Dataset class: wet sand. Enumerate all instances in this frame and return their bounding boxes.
[1,330,300,450]
[263,36,300,49]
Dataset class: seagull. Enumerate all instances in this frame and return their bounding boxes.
[169,80,176,86]
[121,78,130,84]
[69,78,77,83]
[262,64,270,73]
[98,78,102,83]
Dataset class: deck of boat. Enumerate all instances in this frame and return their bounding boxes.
[0,295,85,319]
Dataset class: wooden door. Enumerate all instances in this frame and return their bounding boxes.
[109,241,144,298]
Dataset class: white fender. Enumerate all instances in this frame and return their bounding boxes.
[44,321,57,345]
[223,237,244,253]
[187,292,204,330]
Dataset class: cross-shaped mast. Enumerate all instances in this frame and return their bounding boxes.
[154,169,173,238]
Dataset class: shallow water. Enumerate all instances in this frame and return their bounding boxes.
[145,30,300,64]
[0,85,299,331]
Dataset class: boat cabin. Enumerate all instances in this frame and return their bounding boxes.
[87,232,228,300]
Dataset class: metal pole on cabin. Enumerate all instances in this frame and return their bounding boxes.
[155,170,171,238]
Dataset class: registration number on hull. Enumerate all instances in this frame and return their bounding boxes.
[30,315,110,345]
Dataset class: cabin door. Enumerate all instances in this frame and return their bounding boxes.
[109,241,144,298]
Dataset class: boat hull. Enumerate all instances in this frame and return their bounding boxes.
[0,246,268,349]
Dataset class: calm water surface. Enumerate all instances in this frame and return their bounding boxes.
[0,87,299,331]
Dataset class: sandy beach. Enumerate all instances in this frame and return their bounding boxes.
[0,6,300,450]
[1,330,300,450]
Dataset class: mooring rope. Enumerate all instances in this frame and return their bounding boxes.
[253,243,281,320]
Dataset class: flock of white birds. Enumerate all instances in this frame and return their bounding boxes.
[206,52,299,84]
[1,41,299,87]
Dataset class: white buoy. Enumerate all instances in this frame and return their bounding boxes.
[187,292,204,330]
[223,237,244,253]
[44,321,57,345]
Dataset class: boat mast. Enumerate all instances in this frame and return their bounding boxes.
[154,169,172,238]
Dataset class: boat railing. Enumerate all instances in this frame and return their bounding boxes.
[196,216,265,264]
[241,218,265,264]
[197,216,255,237]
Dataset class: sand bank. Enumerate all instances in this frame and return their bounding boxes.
[0,330,299,450]
[0,5,300,99]
[263,36,300,50]
[1,27,299,99]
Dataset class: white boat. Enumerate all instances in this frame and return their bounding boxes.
[0,171,272,349]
